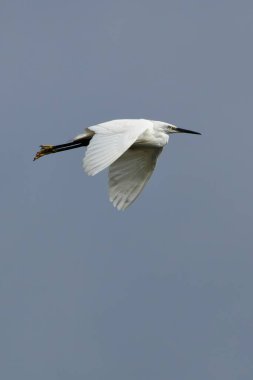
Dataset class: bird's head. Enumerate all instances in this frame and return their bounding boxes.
[167,124,201,135]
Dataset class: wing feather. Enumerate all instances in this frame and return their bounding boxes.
[83,120,151,175]
[109,147,162,210]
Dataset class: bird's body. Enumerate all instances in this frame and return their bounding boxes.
[75,119,170,149]
[34,119,201,210]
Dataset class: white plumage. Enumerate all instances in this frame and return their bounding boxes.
[34,119,201,210]
[82,120,151,176]
[109,147,162,210]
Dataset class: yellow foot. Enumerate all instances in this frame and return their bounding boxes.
[33,145,55,161]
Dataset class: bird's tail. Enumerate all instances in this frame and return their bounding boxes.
[33,138,90,161]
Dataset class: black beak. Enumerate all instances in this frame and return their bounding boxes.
[174,127,201,135]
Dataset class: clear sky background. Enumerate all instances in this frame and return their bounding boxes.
[1,1,253,379]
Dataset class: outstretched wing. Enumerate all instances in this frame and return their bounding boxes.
[83,119,151,176]
[109,147,162,210]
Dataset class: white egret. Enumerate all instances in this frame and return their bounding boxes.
[34,119,201,210]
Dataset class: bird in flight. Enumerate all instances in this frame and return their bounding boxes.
[34,119,201,210]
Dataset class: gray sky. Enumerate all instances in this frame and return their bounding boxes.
[1,1,253,379]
